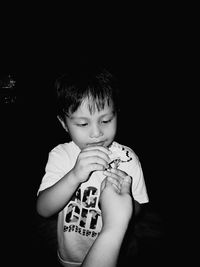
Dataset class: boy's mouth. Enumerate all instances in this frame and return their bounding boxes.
[87,141,105,147]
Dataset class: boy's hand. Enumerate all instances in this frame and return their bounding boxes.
[103,168,132,193]
[72,146,111,183]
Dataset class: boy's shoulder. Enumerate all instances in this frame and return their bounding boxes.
[50,141,80,156]
[109,141,137,155]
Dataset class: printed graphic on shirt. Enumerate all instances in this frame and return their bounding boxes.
[108,144,133,169]
[64,186,101,239]
[63,143,134,239]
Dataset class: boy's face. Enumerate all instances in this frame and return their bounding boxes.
[62,99,117,150]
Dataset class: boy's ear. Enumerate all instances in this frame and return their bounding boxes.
[57,116,69,132]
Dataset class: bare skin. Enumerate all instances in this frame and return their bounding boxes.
[81,177,133,267]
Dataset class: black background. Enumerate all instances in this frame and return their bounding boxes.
[1,7,189,266]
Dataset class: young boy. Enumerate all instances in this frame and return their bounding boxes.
[36,66,149,267]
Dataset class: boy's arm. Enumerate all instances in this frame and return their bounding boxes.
[36,169,80,217]
[37,145,111,218]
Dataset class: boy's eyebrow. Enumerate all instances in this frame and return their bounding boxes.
[69,116,89,120]
[69,111,115,120]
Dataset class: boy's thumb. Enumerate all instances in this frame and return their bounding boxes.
[120,176,132,194]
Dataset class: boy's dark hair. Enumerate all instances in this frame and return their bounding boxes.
[55,66,120,122]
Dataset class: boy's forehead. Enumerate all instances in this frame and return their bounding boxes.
[73,98,114,117]
[82,97,113,111]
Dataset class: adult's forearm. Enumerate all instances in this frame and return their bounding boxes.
[81,226,128,267]
[36,170,80,217]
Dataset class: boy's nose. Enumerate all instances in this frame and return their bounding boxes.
[90,125,103,138]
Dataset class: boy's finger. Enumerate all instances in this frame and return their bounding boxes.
[102,178,120,194]
[108,168,128,179]
[84,145,111,155]
[105,178,114,188]
[120,176,132,194]
[100,178,107,193]
[83,147,111,163]
[106,177,121,192]
[103,170,122,181]
[100,177,115,193]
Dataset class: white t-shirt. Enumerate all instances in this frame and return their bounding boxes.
[38,141,149,266]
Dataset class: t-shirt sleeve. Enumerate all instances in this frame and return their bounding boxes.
[37,145,71,194]
[118,150,149,204]
[130,159,149,204]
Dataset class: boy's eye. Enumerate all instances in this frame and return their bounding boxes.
[76,123,88,127]
[102,118,112,124]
